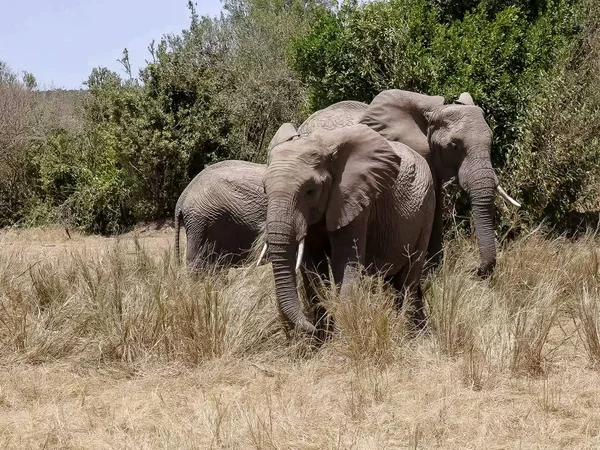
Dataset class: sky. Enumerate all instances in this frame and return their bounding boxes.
[0,0,224,89]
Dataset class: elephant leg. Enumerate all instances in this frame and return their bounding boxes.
[300,265,328,340]
[186,232,202,272]
[186,225,212,273]
[299,223,333,339]
[425,183,443,275]
[328,212,368,299]
[301,251,334,340]
[391,244,428,331]
[391,273,427,332]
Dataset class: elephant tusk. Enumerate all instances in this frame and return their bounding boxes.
[295,238,305,272]
[497,185,521,208]
[257,243,268,267]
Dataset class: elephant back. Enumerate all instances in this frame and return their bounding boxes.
[298,101,368,135]
[183,161,266,208]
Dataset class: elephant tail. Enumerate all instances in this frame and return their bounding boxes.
[174,206,183,266]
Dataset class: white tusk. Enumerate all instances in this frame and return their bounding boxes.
[257,243,268,267]
[497,185,521,208]
[295,238,305,272]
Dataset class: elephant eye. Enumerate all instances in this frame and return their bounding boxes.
[305,184,321,199]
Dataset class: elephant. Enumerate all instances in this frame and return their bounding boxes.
[359,89,520,277]
[263,122,435,334]
[174,160,267,270]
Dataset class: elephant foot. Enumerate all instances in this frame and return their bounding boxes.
[392,281,429,336]
[296,317,318,335]
[282,316,319,339]
[475,260,496,279]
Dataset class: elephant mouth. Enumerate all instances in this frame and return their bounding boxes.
[259,220,330,269]
[257,236,305,270]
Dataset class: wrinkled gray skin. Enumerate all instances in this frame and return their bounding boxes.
[359,90,498,277]
[297,100,368,135]
[265,123,435,334]
[174,160,266,269]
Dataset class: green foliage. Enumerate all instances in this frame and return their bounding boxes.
[2,0,599,234]
[432,0,548,21]
[4,0,326,233]
[293,0,579,161]
[29,129,132,234]
[22,72,37,90]
[293,0,597,230]
[505,0,600,227]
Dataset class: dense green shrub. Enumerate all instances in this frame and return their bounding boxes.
[7,0,325,233]
[29,129,132,234]
[293,0,597,231]
[504,0,600,228]
[1,0,599,234]
[293,0,579,163]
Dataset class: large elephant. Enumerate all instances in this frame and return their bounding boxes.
[174,160,267,269]
[359,89,520,277]
[263,123,435,334]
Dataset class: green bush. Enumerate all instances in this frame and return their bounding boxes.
[293,0,579,162]
[10,0,325,233]
[292,0,597,232]
[28,128,132,233]
[2,0,599,235]
[504,0,600,228]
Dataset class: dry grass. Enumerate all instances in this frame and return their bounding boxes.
[1,226,600,449]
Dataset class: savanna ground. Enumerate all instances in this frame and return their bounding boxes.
[1,226,600,449]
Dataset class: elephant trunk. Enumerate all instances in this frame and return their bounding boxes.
[460,162,497,278]
[266,201,315,334]
[471,189,496,277]
[174,204,183,266]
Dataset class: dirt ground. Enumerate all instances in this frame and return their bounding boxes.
[0,224,174,260]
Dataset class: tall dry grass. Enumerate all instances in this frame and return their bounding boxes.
[1,227,600,448]
[0,235,288,367]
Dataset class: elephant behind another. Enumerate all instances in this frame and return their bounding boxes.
[298,100,368,135]
[174,160,267,270]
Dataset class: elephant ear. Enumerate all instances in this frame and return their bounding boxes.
[360,89,444,156]
[267,123,298,165]
[317,124,402,231]
[455,92,475,105]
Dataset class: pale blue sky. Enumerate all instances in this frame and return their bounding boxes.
[0,1,224,89]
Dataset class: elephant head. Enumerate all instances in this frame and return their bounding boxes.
[264,123,401,333]
[360,89,520,277]
[423,102,498,276]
